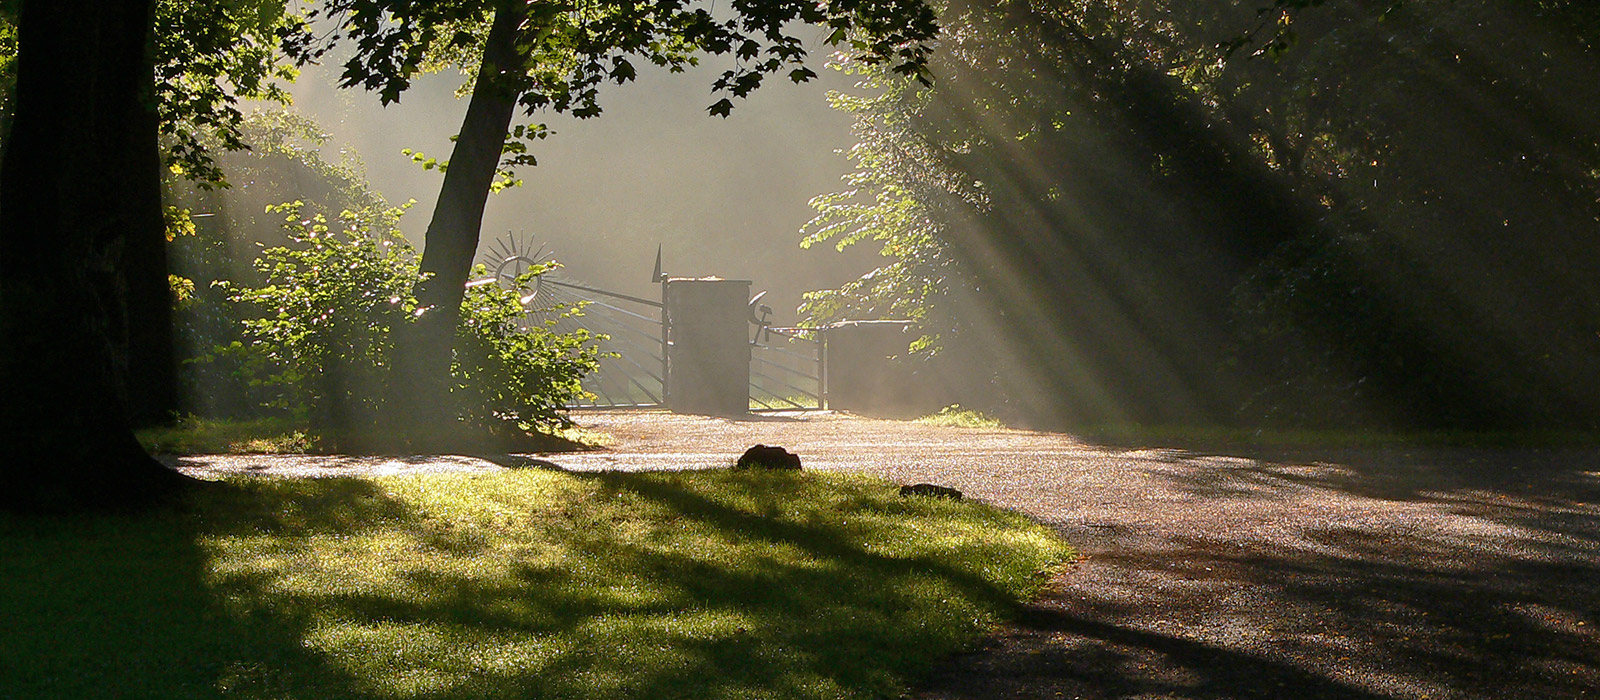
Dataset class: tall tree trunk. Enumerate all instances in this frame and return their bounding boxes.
[124,92,179,428]
[386,0,526,442]
[0,0,188,509]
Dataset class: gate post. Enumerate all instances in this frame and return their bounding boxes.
[663,277,751,416]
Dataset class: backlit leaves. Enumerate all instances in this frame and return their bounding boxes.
[286,0,938,175]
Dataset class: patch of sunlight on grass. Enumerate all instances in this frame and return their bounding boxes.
[137,416,615,455]
[917,404,1006,429]
[548,422,618,448]
[2,469,1071,700]
[137,415,317,454]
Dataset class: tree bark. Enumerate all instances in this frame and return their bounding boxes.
[123,91,180,428]
[0,0,188,509]
[386,0,526,441]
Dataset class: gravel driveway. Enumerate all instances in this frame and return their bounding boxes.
[172,410,1600,699]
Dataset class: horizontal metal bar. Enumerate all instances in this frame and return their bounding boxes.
[603,345,666,387]
[753,344,819,364]
[748,385,809,410]
[595,332,666,363]
[750,354,821,379]
[545,278,663,308]
[552,293,664,327]
[749,368,822,405]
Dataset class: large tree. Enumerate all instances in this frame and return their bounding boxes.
[0,0,295,429]
[0,0,298,508]
[290,0,939,440]
[0,0,188,508]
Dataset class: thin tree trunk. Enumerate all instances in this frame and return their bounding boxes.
[386,0,526,442]
[0,0,189,509]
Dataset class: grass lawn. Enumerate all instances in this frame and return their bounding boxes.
[0,469,1071,700]
[135,417,614,455]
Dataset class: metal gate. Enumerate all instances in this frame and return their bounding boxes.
[480,234,829,411]
[747,293,827,410]
[480,234,666,408]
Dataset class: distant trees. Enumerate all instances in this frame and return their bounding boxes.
[807,0,1600,429]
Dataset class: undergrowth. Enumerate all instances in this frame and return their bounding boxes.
[917,405,1005,430]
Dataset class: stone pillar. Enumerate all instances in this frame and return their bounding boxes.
[664,277,751,416]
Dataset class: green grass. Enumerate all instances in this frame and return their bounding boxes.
[916,405,1005,430]
[136,416,615,455]
[137,416,318,454]
[0,470,1072,700]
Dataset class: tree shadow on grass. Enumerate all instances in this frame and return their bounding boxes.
[2,471,1052,699]
[0,480,387,700]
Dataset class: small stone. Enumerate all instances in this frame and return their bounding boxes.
[736,444,802,470]
[899,483,963,500]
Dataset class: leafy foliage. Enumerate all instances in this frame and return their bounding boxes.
[799,63,970,356]
[155,0,299,186]
[166,110,400,420]
[216,204,598,440]
[217,204,422,431]
[453,264,600,434]
[917,404,1005,429]
[0,3,15,154]
[805,0,1600,428]
[287,0,939,178]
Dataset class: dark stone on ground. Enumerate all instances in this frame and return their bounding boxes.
[735,444,802,470]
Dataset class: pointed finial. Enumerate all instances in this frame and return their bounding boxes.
[651,244,664,283]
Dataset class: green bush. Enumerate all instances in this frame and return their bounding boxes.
[214,202,599,439]
[453,265,599,434]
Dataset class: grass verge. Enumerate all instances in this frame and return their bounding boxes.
[917,405,1005,430]
[136,416,614,455]
[137,416,317,454]
[0,470,1071,700]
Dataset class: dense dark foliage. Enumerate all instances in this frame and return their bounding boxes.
[808,0,1600,429]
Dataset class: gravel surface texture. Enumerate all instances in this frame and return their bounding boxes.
[170,410,1600,699]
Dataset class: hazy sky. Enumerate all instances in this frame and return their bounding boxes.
[288,55,883,324]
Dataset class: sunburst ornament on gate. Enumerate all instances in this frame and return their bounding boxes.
[474,231,561,326]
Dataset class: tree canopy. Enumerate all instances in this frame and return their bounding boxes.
[806,0,1600,429]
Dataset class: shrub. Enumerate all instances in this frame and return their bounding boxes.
[215,203,599,439]
[453,266,599,434]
